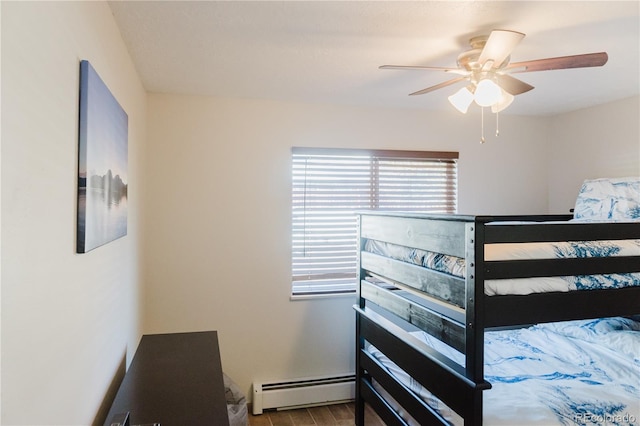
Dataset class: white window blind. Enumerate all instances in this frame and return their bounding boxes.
[291,147,458,296]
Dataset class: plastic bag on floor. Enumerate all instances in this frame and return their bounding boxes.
[224,373,248,426]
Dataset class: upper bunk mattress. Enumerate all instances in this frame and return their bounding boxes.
[363,236,640,296]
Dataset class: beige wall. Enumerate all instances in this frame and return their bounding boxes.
[143,94,551,398]
[1,2,146,424]
[143,94,638,401]
[547,96,640,212]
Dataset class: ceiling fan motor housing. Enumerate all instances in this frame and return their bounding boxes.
[457,35,511,72]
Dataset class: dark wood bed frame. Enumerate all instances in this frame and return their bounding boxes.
[354,212,640,425]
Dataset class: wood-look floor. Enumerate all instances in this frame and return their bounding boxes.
[248,402,385,426]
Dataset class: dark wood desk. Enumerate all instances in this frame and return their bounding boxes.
[104,331,229,426]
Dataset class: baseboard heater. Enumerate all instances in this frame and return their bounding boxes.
[252,373,355,415]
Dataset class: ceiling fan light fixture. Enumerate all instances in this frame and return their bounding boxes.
[380,28,610,142]
[474,78,502,107]
[491,89,515,113]
[448,86,474,113]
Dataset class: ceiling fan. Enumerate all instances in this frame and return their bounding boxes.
[381,30,608,114]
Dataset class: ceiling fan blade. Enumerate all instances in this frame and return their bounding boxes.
[496,74,534,95]
[478,30,525,69]
[380,65,467,75]
[409,77,466,96]
[506,52,608,73]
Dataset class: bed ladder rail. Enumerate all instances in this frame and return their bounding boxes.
[359,349,451,425]
[355,306,490,424]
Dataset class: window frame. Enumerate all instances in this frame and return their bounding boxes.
[291,147,459,298]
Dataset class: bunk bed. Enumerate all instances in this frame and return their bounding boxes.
[354,177,640,425]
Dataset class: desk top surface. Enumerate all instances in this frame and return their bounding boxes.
[105,331,229,426]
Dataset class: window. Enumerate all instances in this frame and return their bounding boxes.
[291,147,458,297]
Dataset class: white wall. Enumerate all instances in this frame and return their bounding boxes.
[144,94,550,398]
[547,96,640,212]
[1,2,146,425]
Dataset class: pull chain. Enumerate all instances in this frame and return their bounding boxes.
[496,110,500,137]
[480,107,486,144]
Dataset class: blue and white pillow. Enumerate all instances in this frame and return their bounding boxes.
[573,177,640,221]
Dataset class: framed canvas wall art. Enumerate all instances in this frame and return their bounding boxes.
[77,60,128,253]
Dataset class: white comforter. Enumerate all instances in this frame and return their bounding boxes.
[363,236,640,296]
[368,317,640,425]
[484,238,640,295]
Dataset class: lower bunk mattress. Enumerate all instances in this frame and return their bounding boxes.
[367,317,640,426]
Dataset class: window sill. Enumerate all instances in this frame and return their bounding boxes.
[290,291,357,301]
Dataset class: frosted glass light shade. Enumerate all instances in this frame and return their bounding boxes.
[448,87,474,113]
[474,79,502,107]
[491,90,515,113]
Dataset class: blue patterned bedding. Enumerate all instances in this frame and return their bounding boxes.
[363,236,640,296]
[573,177,640,222]
[364,238,466,278]
[368,317,640,425]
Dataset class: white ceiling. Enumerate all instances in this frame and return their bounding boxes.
[109,1,640,116]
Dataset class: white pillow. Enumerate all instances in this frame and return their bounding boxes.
[573,177,640,221]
